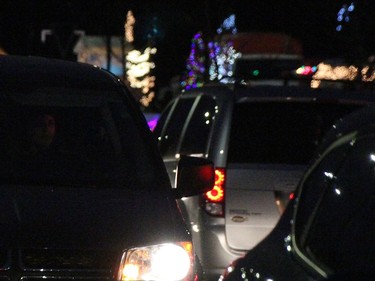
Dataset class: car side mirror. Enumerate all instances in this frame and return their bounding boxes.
[174,156,214,199]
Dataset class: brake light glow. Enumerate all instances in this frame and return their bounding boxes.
[289,192,295,200]
[205,168,225,202]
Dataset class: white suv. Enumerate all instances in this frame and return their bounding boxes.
[153,83,375,281]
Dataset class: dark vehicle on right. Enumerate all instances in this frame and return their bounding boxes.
[220,104,375,281]
[153,83,375,281]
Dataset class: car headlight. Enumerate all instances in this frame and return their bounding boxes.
[117,242,194,281]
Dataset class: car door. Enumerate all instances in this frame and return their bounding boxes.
[154,94,217,186]
[293,131,375,278]
[153,95,197,186]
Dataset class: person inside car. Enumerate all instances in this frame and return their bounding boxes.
[28,113,57,154]
[3,112,65,178]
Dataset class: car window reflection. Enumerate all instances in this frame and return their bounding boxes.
[0,100,151,188]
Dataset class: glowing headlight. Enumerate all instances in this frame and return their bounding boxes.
[117,242,193,281]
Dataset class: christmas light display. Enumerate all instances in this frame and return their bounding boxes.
[208,14,240,83]
[310,62,375,88]
[181,32,206,90]
[217,14,237,35]
[295,65,318,76]
[313,63,358,81]
[362,65,375,82]
[208,40,240,82]
[124,10,157,107]
[182,14,240,89]
[125,10,135,43]
[336,2,355,32]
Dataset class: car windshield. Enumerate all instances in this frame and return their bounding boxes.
[0,88,157,189]
[228,101,364,165]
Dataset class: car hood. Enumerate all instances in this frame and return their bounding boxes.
[0,185,186,251]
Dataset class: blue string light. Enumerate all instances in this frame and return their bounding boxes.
[336,2,355,32]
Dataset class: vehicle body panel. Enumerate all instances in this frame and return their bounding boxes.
[221,105,375,281]
[225,164,304,250]
[0,186,184,250]
[0,55,207,281]
[153,83,375,281]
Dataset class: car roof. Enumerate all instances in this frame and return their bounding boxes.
[234,85,375,102]
[0,55,121,92]
[185,83,375,105]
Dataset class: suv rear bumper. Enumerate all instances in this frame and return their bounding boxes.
[192,223,246,281]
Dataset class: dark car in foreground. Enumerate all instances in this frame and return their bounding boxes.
[153,82,375,281]
[0,55,215,281]
[220,105,375,280]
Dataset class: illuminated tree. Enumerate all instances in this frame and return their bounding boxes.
[181,32,206,90]
[126,47,157,106]
[182,15,240,87]
[124,10,157,107]
[208,14,240,83]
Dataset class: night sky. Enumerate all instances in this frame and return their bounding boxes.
[1,0,374,90]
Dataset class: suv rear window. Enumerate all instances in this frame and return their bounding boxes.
[227,101,363,165]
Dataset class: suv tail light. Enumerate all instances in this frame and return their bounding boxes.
[202,168,225,216]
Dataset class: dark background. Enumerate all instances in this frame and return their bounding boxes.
[1,0,374,96]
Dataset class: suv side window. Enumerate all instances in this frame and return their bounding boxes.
[179,96,216,157]
[157,97,195,159]
[295,134,375,273]
[294,138,352,245]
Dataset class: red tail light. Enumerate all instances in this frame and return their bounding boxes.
[289,192,295,200]
[203,168,225,216]
[205,168,225,202]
